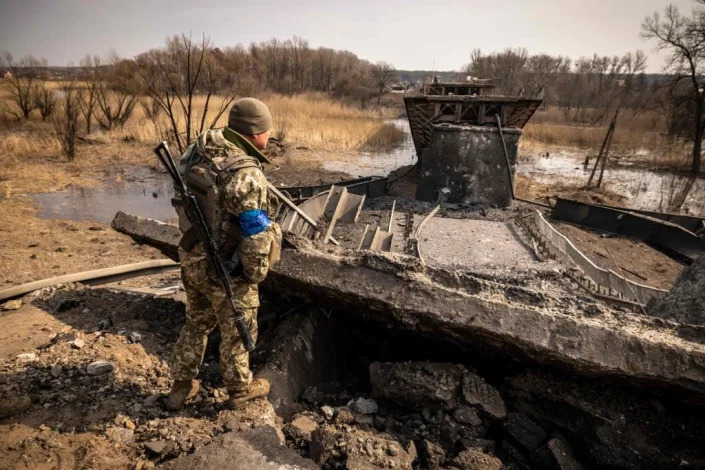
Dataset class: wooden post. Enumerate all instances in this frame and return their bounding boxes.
[596,109,619,188]
[586,109,619,188]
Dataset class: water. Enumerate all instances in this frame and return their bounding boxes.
[33,174,176,224]
[517,150,705,215]
[322,118,417,177]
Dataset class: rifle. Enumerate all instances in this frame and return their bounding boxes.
[153,141,256,352]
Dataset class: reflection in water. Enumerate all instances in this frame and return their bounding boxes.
[518,152,705,215]
[322,118,417,177]
[33,174,176,223]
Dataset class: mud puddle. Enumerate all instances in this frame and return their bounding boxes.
[322,119,417,177]
[32,173,176,224]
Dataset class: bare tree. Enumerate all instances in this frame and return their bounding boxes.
[1,53,43,119]
[53,85,82,161]
[643,1,705,173]
[94,56,140,130]
[137,34,237,153]
[32,80,57,120]
[77,55,100,134]
[371,61,397,106]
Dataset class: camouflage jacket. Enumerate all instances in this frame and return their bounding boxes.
[179,128,280,308]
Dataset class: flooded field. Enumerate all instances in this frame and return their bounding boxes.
[33,173,176,223]
[518,150,705,215]
[322,119,417,177]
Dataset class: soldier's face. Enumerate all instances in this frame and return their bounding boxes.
[249,131,270,151]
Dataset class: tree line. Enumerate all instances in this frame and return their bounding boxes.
[1,1,702,172]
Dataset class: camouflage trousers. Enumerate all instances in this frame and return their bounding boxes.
[171,248,259,393]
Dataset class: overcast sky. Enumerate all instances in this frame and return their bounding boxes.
[0,0,697,72]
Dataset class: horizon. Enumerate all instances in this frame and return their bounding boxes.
[0,0,698,73]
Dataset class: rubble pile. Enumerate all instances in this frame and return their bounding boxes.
[0,286,281,468]
[279,361,584,470]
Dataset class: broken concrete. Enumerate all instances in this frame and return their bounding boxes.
[110,213,705,394]
[267,244,705,395]
[649,255,705,326]
[111,211,180,261]
[504,369,705,469]
[162,426,318,470]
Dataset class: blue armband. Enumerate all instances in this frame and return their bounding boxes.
[238,209,271,238]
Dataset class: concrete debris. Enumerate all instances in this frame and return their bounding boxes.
[69,338,85,349]
[648,255,705,326]
[547,436,584,470]
[504,369,705,468]
[503,412,547,451]
[128,331,142,343]
[111,211,181,261]
[320,405,335,420]
[452,448,503,470]
[2,299,22,310]
[16,352,37,361]
[283,415,318,443]
[461,372,507,420]
[86,360,114,375]
[452,406,483,426]
[311,424,415,469]
[267,247,705,394]
[369,362,464,410]
[163,427,318,470]
[349,397,379,415]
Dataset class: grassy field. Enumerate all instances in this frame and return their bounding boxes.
[520,106,691,171]
[0,89,405,195]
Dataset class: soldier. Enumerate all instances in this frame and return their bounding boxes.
[165,98,282,411]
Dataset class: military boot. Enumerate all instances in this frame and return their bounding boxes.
[165,380,200,411]
[0,395,31,419]
[226,378,270,410]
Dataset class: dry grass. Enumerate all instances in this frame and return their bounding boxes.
[0,88,404,195]
[113,92,402,152]
[520,106,692,171]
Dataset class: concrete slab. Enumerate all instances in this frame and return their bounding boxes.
[417,217,539,270]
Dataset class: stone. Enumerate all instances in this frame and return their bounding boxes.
[334,408,354,425]
[369,361,464,410]
[320,405,334,420]
[145,439,171,455]
[503,412,547,452]
[283,415,318,443]
[452,448,503,470]
[106,427,134,444]
[349,397,379,415]
[128,331,142,344]
[16,353,36,361]
[87,360,114,375]
[2,299,22,310]
[440,415,465,449]
[310,425,338,465]
[98,318,112,330]
[353,413,374,426]
[50,364,62,377]
[547,436,584,470]
[161,426,317,470]
[453,405,483,426]
[69,338,85,349]
[459,438,496,454]
[419,439,446,469]
[461,372,506,420]
[143,394,160,407]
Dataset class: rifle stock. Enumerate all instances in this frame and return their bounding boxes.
[153,141,256,352]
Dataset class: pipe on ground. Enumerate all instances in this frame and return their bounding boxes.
[0,259,179,301]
